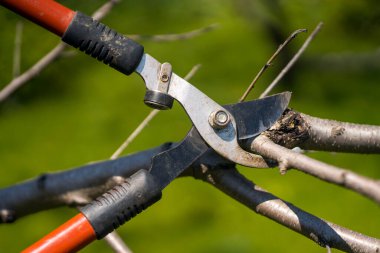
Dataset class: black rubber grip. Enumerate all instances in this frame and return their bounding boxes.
[62,12,144,75]
[80,170,162,239]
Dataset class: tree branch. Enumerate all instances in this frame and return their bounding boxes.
[0,144,173,223]
[265,109,380,153]
[250,135,380,204]
[0,142,378,252]
[194,167,380,253]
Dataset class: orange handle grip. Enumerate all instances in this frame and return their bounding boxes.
[0,0,75,36]
[22,213,96,253]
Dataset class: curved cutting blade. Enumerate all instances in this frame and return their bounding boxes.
[225,92,291,140]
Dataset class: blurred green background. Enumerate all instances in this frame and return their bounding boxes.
[0,0,379,252]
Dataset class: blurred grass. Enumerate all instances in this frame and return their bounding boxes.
[0,0,379,252]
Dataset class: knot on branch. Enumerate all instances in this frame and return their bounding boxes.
[279,159,289,175]
[331,125,345,137]
[265,109,309,148]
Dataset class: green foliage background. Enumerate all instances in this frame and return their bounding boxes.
[0,0,379,252]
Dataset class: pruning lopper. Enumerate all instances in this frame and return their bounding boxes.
[1,1,291,252]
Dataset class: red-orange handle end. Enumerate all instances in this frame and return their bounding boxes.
[22,213,96,253]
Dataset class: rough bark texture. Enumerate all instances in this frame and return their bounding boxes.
[265,109,380,153]
[194,167,380,253]
[0,144,172,222]
[251,135,380,204]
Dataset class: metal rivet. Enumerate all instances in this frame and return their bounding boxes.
[161,74,169,82]
[209,110,230,129]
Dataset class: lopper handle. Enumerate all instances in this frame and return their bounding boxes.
[62,12,144,75]
[80,169,162,239]
[0,0,144,76]
[23,170,162,252]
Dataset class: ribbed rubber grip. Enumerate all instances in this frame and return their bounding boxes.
[62,12,144,75]
[80,170,162,239]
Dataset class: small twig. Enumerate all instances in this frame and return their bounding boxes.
[127,24,219,42]
[251,135,380,204]
[259,22,323,98]
[110,109,159,159]
[92,0,120,20]
[12,21,23,78]
[110,64,201,159]
[183,64,202,80]
[104,231,133,253]
[239,29,306,102]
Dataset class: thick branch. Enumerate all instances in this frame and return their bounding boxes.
[251,135,380,204]
[266,109,380,153]
[0,144,173,222]
[195,167,380,253]
[301,113,380,153]
[0,144,378,253]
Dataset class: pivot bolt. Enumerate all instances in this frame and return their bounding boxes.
[209,110,230,129]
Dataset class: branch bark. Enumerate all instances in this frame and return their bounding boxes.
[265,109,380,153]
[1,111,379,252]
[1,146,378,253]
[251,135,380,204]
[194,167,380,253]
[0,144,173,222]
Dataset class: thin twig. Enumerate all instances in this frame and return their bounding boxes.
[127,24,219,42]
[12,21,23,78]
[251,135,380,204]
[239,29,306,102]
[92,0,121,20]
[110,64,201,159]
[104,232,133,253]
[110,109,159,159]
[259,22,323,98]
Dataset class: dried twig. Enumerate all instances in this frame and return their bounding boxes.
[259,22,323,98]
[251,135,380,204]
[127,24,219,42]
[12,21,23,78]
[111,109,159,160]
[239,28,306,102]
[104,231,133,253]
[92,0,121,20]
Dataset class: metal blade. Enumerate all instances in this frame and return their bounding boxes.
[225,92,291,140]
